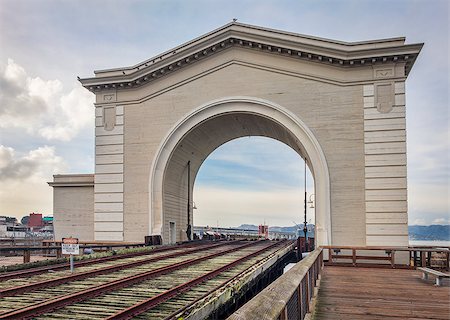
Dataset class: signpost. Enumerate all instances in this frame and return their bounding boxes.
[62,237,79,273]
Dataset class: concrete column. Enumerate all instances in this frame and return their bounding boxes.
[94,101,124,241]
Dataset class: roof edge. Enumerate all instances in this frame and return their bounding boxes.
[91,22,408,76]
[79,22,423,92]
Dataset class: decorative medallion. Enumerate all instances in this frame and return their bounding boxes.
[375,83,395,113]
[374,68,394,79]
[103,107,116,131]
[103,93,116,102]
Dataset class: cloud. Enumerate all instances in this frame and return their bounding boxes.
[0,145,67,182]
[412,219,427,226]
[196,137,313,191]
[0,145,37,180]
[432,218,450,225]
[0,145,68,217]
[0,59,94,141]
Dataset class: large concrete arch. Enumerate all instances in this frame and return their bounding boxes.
[51,22,422,247]
[149,96,331,246]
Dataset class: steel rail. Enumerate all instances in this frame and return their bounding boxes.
[0,240,261,319]
[0,240,239,297]
[164,239,295,320]
[0,240,209,281]
[105,240,288,320]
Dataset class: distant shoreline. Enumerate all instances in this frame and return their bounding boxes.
[409,240,450,247]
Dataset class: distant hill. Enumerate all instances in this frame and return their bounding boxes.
[236,224,259,231]
[408,225,450,241]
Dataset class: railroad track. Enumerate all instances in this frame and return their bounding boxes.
[0,240,236,295]
[0,241,240,313]
[109,240,290,320]
[0,239,292,319]
[0,240,215,282]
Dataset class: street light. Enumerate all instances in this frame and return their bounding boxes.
[186,161,192,241]
[303,160,308,252]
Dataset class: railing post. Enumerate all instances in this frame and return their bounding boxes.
[352,249,356,266]
[314,258,318,281]
[391,250,396,268]
[56,248,62,259]
[446,251,449,271]
[409,250,412,267]
[23,250,31,263]
[311,261,316,287]
[420,252,426,267]
[305,271,310,314]
[320,250,324,269]
[297,285,302,319]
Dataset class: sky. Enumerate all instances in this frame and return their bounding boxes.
[0,0,448,227]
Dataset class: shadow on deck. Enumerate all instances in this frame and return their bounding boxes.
[314,266,450,320]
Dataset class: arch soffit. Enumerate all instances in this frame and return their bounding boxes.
[149,96,332,245]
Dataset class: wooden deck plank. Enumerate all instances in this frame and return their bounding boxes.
[314,266,450,320]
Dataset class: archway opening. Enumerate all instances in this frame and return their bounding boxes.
[150,98,331,247]
[193,136,315,239]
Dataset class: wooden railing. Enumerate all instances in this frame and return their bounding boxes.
[228,248,323,320]
[0,242,145,264]
[322,246,449,270]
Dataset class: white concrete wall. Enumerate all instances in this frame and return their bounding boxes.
[94,103,124,241]
[52,175,94,241]
[363,80,408,246]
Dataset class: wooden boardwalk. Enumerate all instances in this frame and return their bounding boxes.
[314,266,450,320]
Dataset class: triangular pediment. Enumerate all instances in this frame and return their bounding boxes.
[80,22,422,93]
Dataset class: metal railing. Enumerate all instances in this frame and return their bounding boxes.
[228,248,323,320]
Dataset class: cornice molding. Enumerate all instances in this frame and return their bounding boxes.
[48,181,94,187]
[48,174,94,187]
[79,22,423,93]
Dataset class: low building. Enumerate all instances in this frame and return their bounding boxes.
[0,216,28,238]
[28,213,43,230]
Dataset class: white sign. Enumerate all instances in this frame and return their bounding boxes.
[62,237,79,255]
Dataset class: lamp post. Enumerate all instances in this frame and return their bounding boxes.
[12,223,16,247]
[186,161,192,241]
[303,159,308,252]
[307,193,315,250]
